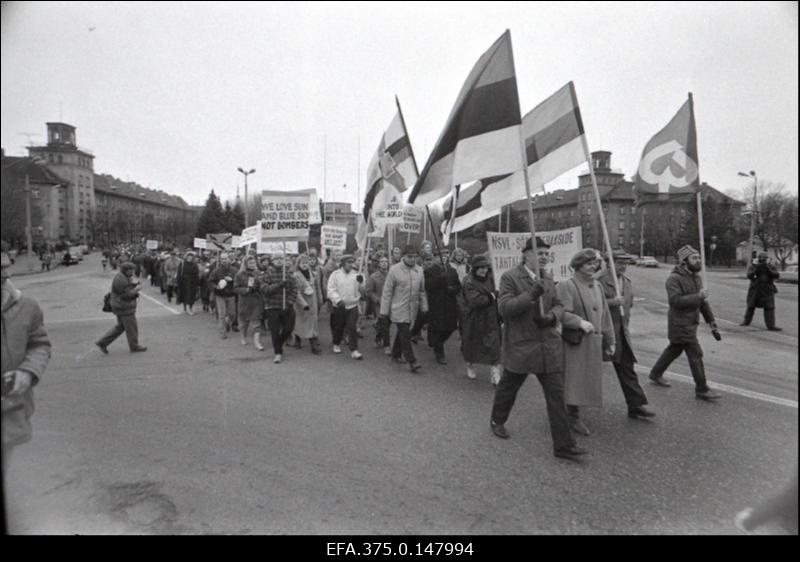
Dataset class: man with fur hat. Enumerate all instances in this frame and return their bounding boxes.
[326,254,366,359]
[490,237,587,461]
[600,249,655,420]
[96,261,148,353]
[648,245,722,400]
[2,251,52,462]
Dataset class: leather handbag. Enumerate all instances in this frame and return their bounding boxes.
[102,292,112,312]
[561,279,587,346]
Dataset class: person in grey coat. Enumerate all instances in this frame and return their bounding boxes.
[648,245,722,401]
[96,262,147,353]
[741,251,782,331]
[489,237,586,461]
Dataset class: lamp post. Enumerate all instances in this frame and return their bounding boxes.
[237,167,256,227]
[738,170,757,266]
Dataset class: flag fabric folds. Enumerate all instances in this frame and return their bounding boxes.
[633,97,699,206]
[407,30,524,207]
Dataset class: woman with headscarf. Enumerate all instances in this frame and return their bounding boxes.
[291,254,322,354]
[234,255,264,350]
[176,251,200,315]
[461,254,502,384]
[557,249,615,437]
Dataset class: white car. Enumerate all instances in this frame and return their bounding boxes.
[639,256,659,268]
[781,264,798,283]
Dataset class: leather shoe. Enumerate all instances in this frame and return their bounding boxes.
[490,421,509,439]
[767,327,783,331]
[696,389,722,401]
[409,362,422,373]
[96,342,108,355]
[130,346,148,352]
[391,356,407,364]
[568,418,591,436]
[649,374,671,387]
[554,445,588,460]
[628,406,656,419]
[435,354,448,365]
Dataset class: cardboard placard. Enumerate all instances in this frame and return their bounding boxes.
[487,227,582,289]
[321,224,348,250]
[398,205,423,233]
[146,240,159,250]
[260,189,316,240]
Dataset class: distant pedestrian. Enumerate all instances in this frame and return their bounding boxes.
[163,251,181,303]
[461,254,502,384]
[95,262,147,353]
[234,255,264,350]
[176,251,200,315]
[648,245,723,401]
[740,251,782,331]
[327,254,366,360]
[2,251,52,465]
[260,253,298,363]
[40,250,53,272]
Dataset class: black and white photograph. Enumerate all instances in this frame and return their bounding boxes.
[1,1,797,540]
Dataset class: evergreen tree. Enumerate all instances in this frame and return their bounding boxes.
[195,190,224,237]
[221,200,245,235]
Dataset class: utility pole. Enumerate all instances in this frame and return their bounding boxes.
[237,167,256,227]
[738,170,757,265]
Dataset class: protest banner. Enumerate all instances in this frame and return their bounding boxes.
[321,224,348,250]
[260,189,315,240]
[146,240,159,250]
[373,194,404,226]
[207,232,233,251]
[257,240,299,255]
[193,237,207,250]
[239,223,261,246]
[231,235,242,248]
[486,227,582,289]
[397,205,423,234]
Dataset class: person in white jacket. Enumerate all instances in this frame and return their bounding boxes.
[326,254,366,359]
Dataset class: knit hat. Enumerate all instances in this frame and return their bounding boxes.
[339,254,355,265]
[676,245,699,262]
[522,236,550,252]
[470,254,491,269]
[121,262,136,272]
[569,248,600,270]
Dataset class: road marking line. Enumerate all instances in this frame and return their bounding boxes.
[47,312,175,325]
[639,364,798,409]
[139,291,181,315]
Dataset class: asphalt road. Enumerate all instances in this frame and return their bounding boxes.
[3,255,797,535]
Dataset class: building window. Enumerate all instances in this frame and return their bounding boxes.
[619,236,625,246]
[620,207,625,215]
[58,154,63,164]
[619,221,625,230]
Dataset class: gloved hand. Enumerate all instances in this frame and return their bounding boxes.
[337,301,346,310]
[579,320,595,334]
[529,281,545,300]
[606,296,623,307]
[303,305,310,311]
[356,274,364,283]
[711,325,722,341]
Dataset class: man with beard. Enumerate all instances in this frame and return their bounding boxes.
[648,245,722,401]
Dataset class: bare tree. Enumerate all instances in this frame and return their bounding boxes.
[742,181,798,269]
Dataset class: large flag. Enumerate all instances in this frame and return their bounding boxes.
[633,96,699,206]
[442,82,587,233]
[407,30,524,207]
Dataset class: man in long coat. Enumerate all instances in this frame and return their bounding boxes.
[740,251,782,331]
[648,245,722,400]
[489,237,586,461]
[423,250,461,365]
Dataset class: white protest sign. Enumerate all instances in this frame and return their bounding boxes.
[260,189,313,240]
[398,205,423,233]
[146,240,159,250]
[207,232,233,251]
[321,224,348,250]
[487,227,582,289]
[193,238,207,250]
[257,241,299,255]
[231,235,242,248]
[373,194,404,225]
[239,223,261,246]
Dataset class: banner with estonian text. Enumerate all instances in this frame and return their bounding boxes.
[487,227,582,289]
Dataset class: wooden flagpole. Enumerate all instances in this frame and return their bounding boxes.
[689,93,707,287]
[282,240,286,309]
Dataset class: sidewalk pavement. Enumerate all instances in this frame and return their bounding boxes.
[6,252,63,277]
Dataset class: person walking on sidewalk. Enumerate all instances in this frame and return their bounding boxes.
[648,245,723,401]
[599,250,655,421]
[95,262,147,353]
[741,251,782,331]
[327,254,366,360]
[260,253,298,363]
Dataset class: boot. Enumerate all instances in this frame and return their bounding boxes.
[253,331,264,351]
[310,337,322,355]
[466,363,477,379]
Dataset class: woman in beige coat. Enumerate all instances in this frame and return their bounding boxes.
[557,249,615,436]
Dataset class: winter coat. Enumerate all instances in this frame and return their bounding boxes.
[292,270,319,339]
[234,269,264,323]
[366,270,388,306]
[424,262,461,332]
[497,264,564,375]
[461,272,500,365]
[746,262,779,309]
[665,264,715,344]
[208,264,238,298]
[2,283,51,447]
[176,260,200,305]
[261,266,298,310]
[110,272,140,316]
[163,257,181,286]
[380,262,429,324]
[326,269,365,310]
[599,269,636,364]
[558,274,614,407]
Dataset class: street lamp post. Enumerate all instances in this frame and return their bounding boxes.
[738,170,757,266]
[237,167,256,227]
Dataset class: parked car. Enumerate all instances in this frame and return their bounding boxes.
[781,264,798,283]
[639,256,659,268]
[7,249,17,263]
[68,247,83,262]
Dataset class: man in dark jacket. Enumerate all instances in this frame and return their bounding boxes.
[600,250,654,420]
[740,251,782,331]
[489,237,587,461]
[208,252,238,339]
[96,262,147,353]
[648,245,721,400]
[260,253,298,363]
[424,250,461,364]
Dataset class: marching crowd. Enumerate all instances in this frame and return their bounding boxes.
[93,236,730,462]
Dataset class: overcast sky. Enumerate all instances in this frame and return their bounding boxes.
[2,1,797,209]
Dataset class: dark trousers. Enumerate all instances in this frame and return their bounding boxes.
[410,309,425,338]
[613,339,648,409]
[265,308,295,354]
[743,306,777,329]
[376,317,391,347]
[166,285,176,302]
[428,328,455,357]
[650,341,709,392]
[331,306,359,350]
[97,314,139,350]
[392,322,417,363]
[491,369,575,452]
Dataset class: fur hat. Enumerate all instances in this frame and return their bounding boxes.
[676,245,699,262]
[522,236,550,252]
[570,249,600,270]
[120,262,136,272]
[470,254,491,269]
